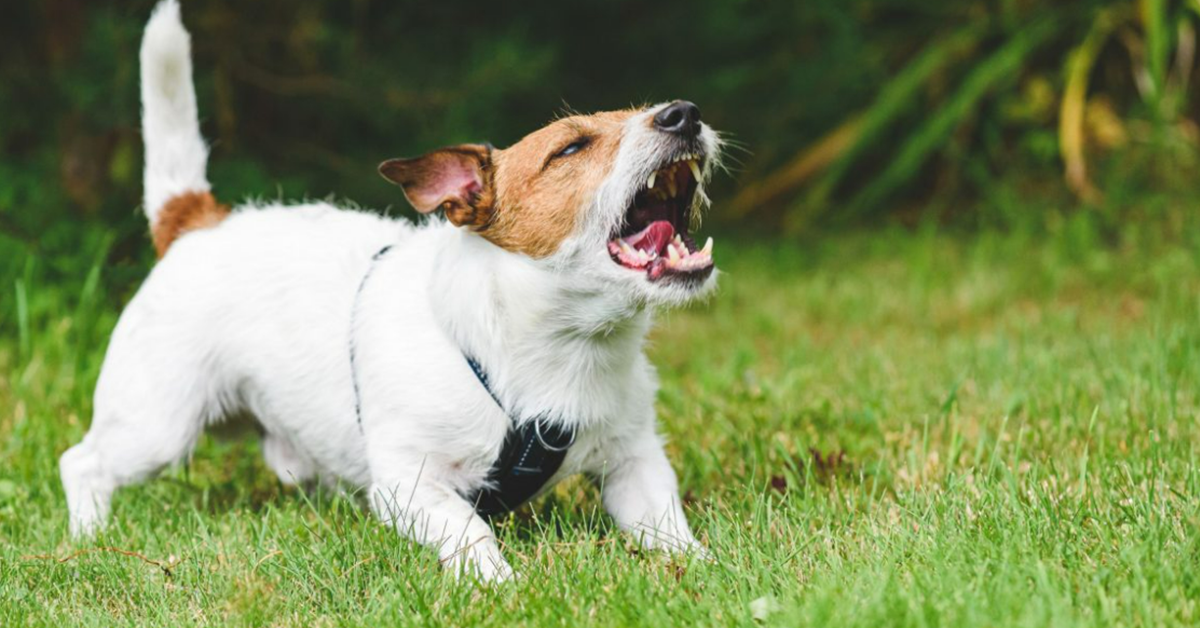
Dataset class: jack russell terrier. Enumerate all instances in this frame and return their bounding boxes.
[60,0,723,582]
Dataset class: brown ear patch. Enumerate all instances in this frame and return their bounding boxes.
[379,144,495,229]
[378,110,637,258]
[482,110,635,258]
[152,191,230,258]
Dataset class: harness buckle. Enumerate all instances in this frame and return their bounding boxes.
[534,417,576,452]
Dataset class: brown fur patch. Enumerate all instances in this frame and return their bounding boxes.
[152,191,230,258]
[379,109,640,258]
[482,110,637,258]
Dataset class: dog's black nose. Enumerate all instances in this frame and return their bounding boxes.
[653,100,701,136]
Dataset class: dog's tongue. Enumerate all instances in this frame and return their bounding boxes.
[610,220,716,272]
[625,221,674,255]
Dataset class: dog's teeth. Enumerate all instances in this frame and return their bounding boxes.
[702,237,713,255]
[687,160,702,181]
[667,244,681,263]
[619,240,635,257]
[675,235,689,254]
[647,171,657,189]
[666,177,678,197]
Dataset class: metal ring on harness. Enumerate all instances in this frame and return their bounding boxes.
[534,417,576,452]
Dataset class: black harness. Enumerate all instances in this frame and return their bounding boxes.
[350,245,576,517]
[464,357,576,516]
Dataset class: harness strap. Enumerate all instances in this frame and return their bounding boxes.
[350,245,393,432]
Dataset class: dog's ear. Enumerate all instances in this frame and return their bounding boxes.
[379,144,495,229]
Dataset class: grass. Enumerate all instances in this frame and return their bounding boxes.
[1,219,1198,627]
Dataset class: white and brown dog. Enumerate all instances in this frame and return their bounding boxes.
[60,0,722,582]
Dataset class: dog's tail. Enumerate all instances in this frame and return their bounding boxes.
[140,0,227,258]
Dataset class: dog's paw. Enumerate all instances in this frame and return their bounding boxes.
[688,542,715,563]
[476,558,516,584]
[443,550,515,585]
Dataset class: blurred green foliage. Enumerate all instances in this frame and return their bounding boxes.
[1,0,1198,288]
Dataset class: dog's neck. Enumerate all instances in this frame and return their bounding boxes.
[430,228,653,426]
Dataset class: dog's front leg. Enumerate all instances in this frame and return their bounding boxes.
[370,473,512,582]
[598,429,705,556]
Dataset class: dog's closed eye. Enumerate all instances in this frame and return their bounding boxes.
[545,137,591,168]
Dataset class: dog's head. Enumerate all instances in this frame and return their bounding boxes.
[380,101,721,306]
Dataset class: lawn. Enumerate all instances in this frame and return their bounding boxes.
[1,221,1198,627]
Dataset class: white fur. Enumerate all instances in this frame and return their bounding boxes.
[61,0,720,583]
[139,0,210,219]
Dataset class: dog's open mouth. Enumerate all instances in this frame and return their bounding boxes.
[608,155,714,282]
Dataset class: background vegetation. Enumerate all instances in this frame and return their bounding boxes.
[1,0,1198,626]
[4,0,1200,278]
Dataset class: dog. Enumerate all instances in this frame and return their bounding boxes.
[59,0,722,582]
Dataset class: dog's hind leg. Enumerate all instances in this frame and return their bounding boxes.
[60,395,209,537]
[60,336,213,537]
[262,434,317,486]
